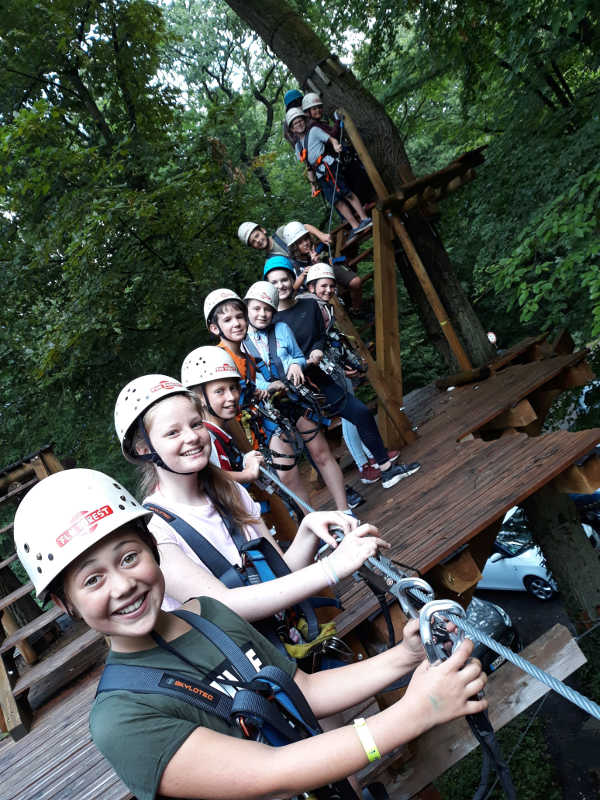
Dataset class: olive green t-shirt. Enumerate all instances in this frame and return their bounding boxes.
[90,597,296,800]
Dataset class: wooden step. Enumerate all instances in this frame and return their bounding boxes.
[13,627,105,696]
[0,582,34,612]
[347,246,373,269]
[0,606,64,655]
[0,553,18,570]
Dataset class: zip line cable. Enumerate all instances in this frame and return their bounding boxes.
[258,464,600,722]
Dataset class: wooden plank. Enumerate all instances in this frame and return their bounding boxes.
[0,582,34,611]
[373,624,586,796]
[0,553,18,570]
[13,627,104,696]
[0,605,63,655]
[348,246,373,269]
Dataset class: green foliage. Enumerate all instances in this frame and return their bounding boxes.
[485,166,600,338]
[436,715,561,800]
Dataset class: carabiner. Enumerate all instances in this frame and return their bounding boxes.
[391,577,435,619]
[419,599,467,664]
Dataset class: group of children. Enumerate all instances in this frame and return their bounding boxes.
[11,90,488,800]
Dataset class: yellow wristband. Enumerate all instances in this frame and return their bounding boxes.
[353,717,381,762]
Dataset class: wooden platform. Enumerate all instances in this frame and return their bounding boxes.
[0,666,131,800]
[1,354,597,799]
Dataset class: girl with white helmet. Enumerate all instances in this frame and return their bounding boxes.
[306,265,379,486]
[14,468,487,800]
[181,345,263,481]
[114,372,380,626]
[204,287,322,510]
[244,279,361,514]
[282,220,363,312]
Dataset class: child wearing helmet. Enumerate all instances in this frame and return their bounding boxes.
[286,107,372,240]
[181,345,263,480]
[306,265,379,485]
[266,259,422,490]
[14,468,487,800]
[206,284,352,514]
[237,218,331,261]
[204,288,321,509]
[114,373,384,620]
[244,277,364,514]
[282,219,363,313]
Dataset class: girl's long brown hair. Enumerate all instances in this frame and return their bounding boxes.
[135,392,258,528]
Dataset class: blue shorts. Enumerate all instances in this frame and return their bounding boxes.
[317,169,352,207]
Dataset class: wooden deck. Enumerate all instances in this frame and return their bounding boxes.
[1,352,598,799]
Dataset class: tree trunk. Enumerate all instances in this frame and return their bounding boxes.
[223,0,495,368]
[523,487,600,632]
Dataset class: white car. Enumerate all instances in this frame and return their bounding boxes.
[479,506,598,600]
[478,507,558,600]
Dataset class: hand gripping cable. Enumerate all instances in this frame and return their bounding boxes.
[257,464,600,725]
[419,600,517,800]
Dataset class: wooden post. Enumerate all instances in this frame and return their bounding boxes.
[340,109,473,372]
[371,208,406,447]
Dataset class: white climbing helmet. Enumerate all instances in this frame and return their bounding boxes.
[306,263,336,284]
[181,346,241,388]
[302,92,323,112]
[237,221,260,246]
[285,107,306,127]
[245,281,279,310]
[282,221,309,247]
[204,288,243,326]
[115,374,188,463]
[13,468,152,600]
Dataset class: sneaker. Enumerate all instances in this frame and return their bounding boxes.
[380,461,421,489]
[387,450,400,463]
[367,457,378,468]
[359,464,381,484]
[345,484,365,509]
[356,217,373,231]
[346,226,360,242]
[343,508,358,518]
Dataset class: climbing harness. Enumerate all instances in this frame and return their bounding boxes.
[97,610,360,800]
[142,500,337,660]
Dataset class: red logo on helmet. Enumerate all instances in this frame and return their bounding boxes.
[215,363,236,373]
[56,506,114,548]
[151,380,182,392]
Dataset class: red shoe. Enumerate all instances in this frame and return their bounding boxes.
[360,464,381,484]
[387,450,400,463]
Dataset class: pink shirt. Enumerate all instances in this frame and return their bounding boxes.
[144,484,262,611]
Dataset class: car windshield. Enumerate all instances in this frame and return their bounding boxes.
[497,508,534,555]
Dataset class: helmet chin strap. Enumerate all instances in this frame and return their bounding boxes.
[136,420,198,476]
[200,387,224,422]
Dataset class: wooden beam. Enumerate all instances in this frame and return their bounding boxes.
[372,208,403,397]
[363,624,586,795]
[340,109,473,373]
[481,399,538,430]
[552,456,600,494]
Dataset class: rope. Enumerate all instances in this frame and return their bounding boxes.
[256,464,600,722]
[326,117,344,264]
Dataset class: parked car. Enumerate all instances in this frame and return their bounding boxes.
[479,504,599,600]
